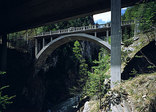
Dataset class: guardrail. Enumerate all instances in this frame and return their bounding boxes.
[31,20,134,38]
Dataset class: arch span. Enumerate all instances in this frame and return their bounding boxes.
[35,33,111,71]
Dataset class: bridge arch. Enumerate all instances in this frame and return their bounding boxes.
[35,33,111,71]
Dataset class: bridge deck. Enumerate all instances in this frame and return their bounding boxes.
[33,20,134,38]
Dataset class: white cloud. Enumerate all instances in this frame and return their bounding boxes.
[122,7,127,10]
[93,7,127,24]
[93,11,111,23]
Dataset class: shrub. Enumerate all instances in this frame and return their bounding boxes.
[123,38,134,47]
[0,72,15,112]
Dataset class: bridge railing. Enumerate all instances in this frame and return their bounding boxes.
[33,20,134,37]
[121,20,134,26]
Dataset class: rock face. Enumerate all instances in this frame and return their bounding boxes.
[0,46,34,111]
[122,41,156,79]
[0,40,100,112]
[83,101,90,112]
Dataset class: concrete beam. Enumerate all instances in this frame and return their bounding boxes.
[111,0,121,88]
[0,0,146,34]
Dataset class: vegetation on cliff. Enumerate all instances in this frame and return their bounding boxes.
[0,72,15,112]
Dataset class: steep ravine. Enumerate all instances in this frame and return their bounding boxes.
[1,32,155,112]
[82,33,156,112]
[0,45,34,112]
[1,41,100,112]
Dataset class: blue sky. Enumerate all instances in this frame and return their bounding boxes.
[93,8,127,24]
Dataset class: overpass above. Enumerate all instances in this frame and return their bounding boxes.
[1,0,143,34]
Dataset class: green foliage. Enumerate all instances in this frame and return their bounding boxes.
[41,16,94,31]
[123,38,134,47]
[72,41,82,61]
[70,41,88,95]
[122,1,156,32]
[130,68,137,76]
[147,65,155,69]
[85,48,110,108]
[108,36,111,45]
[0,72,15,112]
[122,27,134,42]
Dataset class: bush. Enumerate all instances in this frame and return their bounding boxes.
[123,38,134,47]
[0,72,15,112]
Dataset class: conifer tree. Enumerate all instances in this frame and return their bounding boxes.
[85,48,110,108]
[70,41,88,96]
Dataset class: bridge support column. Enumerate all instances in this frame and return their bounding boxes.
[106,30,109,42]
[43,38,45,48]
[35,39,38,57]
[111,0,121,88]
[0,34,7,71]
[51,37,53,42]
[94,32,97,37]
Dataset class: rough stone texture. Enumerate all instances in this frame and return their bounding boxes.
[83,101,90,112]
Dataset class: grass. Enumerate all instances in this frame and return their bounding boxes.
[114,72,156,112]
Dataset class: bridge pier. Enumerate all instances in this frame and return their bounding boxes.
[111,0,121,88]
[0,34,7,71]
[94,32,97,37]
[106,30,109,42]
[43,38,45,48]
[35,39,38,57]
[38,40,41,53]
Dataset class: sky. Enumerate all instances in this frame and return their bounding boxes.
[93,8,127,24]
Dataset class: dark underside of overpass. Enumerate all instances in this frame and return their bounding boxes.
[0,0,143,34]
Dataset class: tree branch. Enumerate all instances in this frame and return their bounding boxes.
[140,50,156,67]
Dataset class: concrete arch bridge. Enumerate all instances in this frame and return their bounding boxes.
[33,20,134,73]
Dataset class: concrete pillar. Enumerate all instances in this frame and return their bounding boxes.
[43,38,45,48]
[51,37,53,42]
[35,38,38,57]
[0,34,7,71]
[106,30,109,42]
[38,41,41,52]
[111,0,121,88]
[94,32,97,37]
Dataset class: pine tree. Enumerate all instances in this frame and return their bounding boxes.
[70,41,88,96]
[123,1,156,32]
[85,48,110,108]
